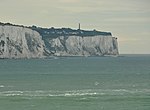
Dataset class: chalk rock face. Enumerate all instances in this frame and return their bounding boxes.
[0,23,119,58]
[44,35,119,56]
[0,25,46,58]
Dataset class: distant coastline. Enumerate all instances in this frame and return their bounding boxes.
[0,22,119,58]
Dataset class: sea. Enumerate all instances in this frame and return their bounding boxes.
[0,55,150,110]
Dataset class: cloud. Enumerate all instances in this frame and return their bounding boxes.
[58,0,80,3]
[56,0,150,14]
[105,17,150,23]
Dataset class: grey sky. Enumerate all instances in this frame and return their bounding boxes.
[0,0,150,54]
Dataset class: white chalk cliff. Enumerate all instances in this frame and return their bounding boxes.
[0,24,119,58]
[45,35,118,56]
[0,25,46,58]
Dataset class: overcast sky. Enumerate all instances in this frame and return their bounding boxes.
[0,0,150,54]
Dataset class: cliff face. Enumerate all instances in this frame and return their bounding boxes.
[44,35,119,56]
[0,23,119,58]
[0,25,46,58]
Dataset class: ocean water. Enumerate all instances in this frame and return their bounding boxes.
[0,55,150,110]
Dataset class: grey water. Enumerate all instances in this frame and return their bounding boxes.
[0,55,150,110]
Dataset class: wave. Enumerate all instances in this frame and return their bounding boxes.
[0,85,13,88]
[0,85,5,88]
[0,89,149,97]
